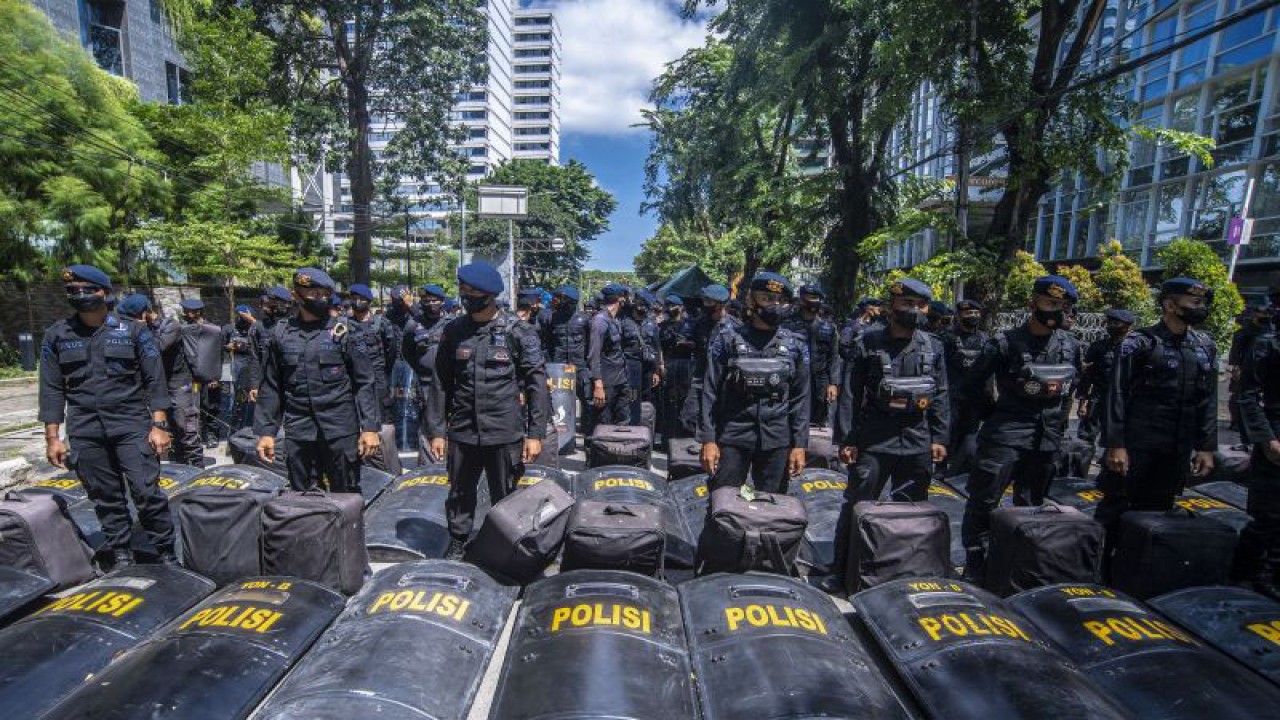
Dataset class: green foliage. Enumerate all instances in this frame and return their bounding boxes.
[0,0,170,280]
[1155,238,1245,350]
[634,223,746,286]
[131,219,301,302]
[1093,240,1156,324]
[1002,251,1049,309]
[1055,264,1103,311]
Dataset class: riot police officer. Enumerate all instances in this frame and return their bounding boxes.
[1096,278,1218,538]
[543,285,590,426]
[180,298,225,448]
[516,288,543,329]
[682,284,737,434]
[660,296,695,445]
[116,294,200,467]
[836,278,949,502]
[783,285,840,427]
[588,283,631,428]
[699,273,810,493]
[1232,317,1280,596]
[247,286,293,406]
[405,284,450,462]
[959,275,1083,579]
[1228,301,1273,435]
[926,301,954,336]
[223,304,256,431]
[428,262,550,558]
[348,282,400,473]
[636,290,664,414]
[39,266,175,567]
[1076,308,1134,449]
[255,268,381,492]
[944,299,994,474]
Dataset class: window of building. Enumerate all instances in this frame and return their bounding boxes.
[515,16,551,27]
[515,126,550,136]
[149,0,162,24]
[515,142,551,151]
[1214,12,1274,73]
[456,109,487,120]
[515,32,553,42]
[1117,190,1152,258]
[515,95,552,105]
[1129,104,1162,186]
[1189,169,1249,246]
[454,90,487,103]
[468,127,488,139]
[515,111,551,120]
[462,146,487,157]
[1209,69,1265,166]
[1245,162,1280,257]
[514,48,552,58]
[468,164,488,175]
[80,0,126,76]
[1153,180,1190,245]
[516,64,554,74]
[515,79,552,89]
[165,62,189,105]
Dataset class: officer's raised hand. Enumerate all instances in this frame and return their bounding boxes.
[358,430,381,459]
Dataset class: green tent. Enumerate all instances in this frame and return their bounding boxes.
[653,266,716,301]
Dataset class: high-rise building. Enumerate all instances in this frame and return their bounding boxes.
[32,0,189,104]
[511,8,562,164]
[888,0,1280,293]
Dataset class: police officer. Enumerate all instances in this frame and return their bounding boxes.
[542,285,591,426]
[660,296,695,445]
[783,285,840,427]
[959,275,1083,579]
[246,286,293,407]
[926,300,955,336]
[39,266,176,567]
[1076,308,1134,449]
[699,273,809,493]
[1228,301,1273,436]
[348,282,401,473]
[636,289,664,412]
[1096,278,1218,540]
[515,288,543,329]
[405,284,450,462]
[1232,317,1280,596]
[682,284,737,434]
[427,262,550,558]
[178,298,225,448]
[588,283,631,428]
[944,299,994,474]
[836,278,949,503]
[618,287,648,424]
[223,304,256,431]
[255,268,381,492]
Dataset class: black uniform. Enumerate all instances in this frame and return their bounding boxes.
[782,311,841,426]
[640,314,663,408]
[682,313,740,433]
[620,314,646,424]
[1095,323,1218,530]
[1232,332,1280,589]
[38,314,175,554]
[660,316,697,442]
[182,320,224,444]
[1229,324,1267,433]
[543,305,591,422]
[588,309,630,427]
[254,316,379,492]
[836,326,949,502]
[405,313,448,462]
[699,323,810,493]
[349,312,396,424]
[1075,335,1123,444]
[430,312,549,541]
[153,316,202,465]
[959,324,1082,557]
[943,326,993,473]
[222,319,255,431]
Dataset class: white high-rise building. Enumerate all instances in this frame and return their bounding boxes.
[511,8,562,164]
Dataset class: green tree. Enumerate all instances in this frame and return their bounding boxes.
[634,223,745,286]
[1093,240,1155,324]
[1055,264,1103,312]
[0,0,169,280]
[132,220,302,305]
[1002,250,1049,310]
[1155,238,1244,350]
[232,0,487,284]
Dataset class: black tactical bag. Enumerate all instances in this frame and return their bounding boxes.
[876,351,937,414]
[667,439,703,481]
[587,424,652,469]
[261,491,369,595]
[0,492,94,590]
[697,486,807,576]
[175,487,275,585]
[985,503,1103,596]
[561,501,665,576]
[464,480,574,584]
[847,501,951,592]
[1112,509,1237,599]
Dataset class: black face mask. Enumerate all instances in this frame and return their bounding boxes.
[69,293,105,313]
[461,294,492,314]
[352,300,371,313]
[1034,308,1065,328]
[959,316,980,330]
[893,309,925,329]
[1178,306,1210,326]
[757,305,786,327]
[299,297,331,317]
[1106,323,1129,339]
[633,307,648,319]
[183,314,202,325]
[423,302,443,319]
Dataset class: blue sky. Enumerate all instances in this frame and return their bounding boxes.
[529,0,711,271]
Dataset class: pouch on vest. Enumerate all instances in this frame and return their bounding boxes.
[876,350,936,413]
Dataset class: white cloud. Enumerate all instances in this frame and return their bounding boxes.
[531,0,711,135]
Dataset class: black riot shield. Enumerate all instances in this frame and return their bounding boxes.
[1174,492,1252,533]
[42,577,344,720]
[515,464,576,495]
[793,469,848,576]
[180,464,287,493]
[490,569,698,720]
[1046,476,1105,513]
[358,466,394,507]
[1187,480,1250,511]
[1010,583,1280,717]
[546,362,577,455]
[1150,585,1280,687]
[0,565,215,720]
[257,561,518,719]
[926,482,968,570]
[390,359,419,452]
[681,573,910,719]
[20,472,89,505]
[578,466,696,569]
[852,578,1129,720]
[364,464,451,562]
[157,463,204,494]
[0,566,54,625]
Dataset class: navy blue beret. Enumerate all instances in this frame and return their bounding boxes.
[62,264,111,288]
[293,267,336,291]
[1033,275,1078,302]
[798,284,824,298]
[700,284,730,303]
[665,295,683,306]
[264,286,291,302]
[888,278,933,302]
[457,261,504,295]
[179,298,205,312]
[117,294,150,318]
[443,298,459,311]
[635,289,659,306]
[518,287,541,300]
[420,284,448,300]
[347,283,374,301]
[750,272,794,299]
[956,299,984,312]
[599,283,627,302]
[930,301,954,315]
[1105,308,1136,324]
[553,285,580,302]
[1162,277,1211,300]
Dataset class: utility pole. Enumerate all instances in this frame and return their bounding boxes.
[403,206,413,288]
[952,0,978,299]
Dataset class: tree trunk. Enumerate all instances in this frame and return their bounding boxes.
[345,81,375,285]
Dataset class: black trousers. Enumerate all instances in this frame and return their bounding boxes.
[447,439,523,540]
[947,402,986,476]
[1093,449,1190,539]
[810,377,831,427]
[71,431,175,552]
[960,442,1057,550]
[284,433,360,493]
[199,382,223,442]
[711,444,790,494]
[663,358,693,444]
[1233,448,1280,582]
[848,450,933,502]
[589,384,631,431]
[167,384,204,466]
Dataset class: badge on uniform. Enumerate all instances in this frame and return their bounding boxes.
[495,350,511,363]
[458,348,472,360]
[494,333,507,348]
